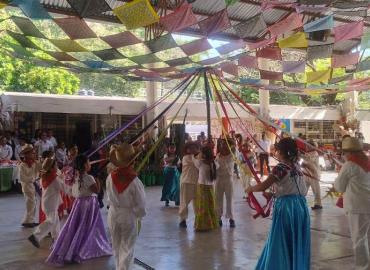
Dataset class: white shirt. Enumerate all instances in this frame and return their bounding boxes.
[302,151,321,179]
[106,175,146,221]
[55,148,67,165]
[192,156,219,186]
[42,172,64,213]
[48,136,57,149]
[19,161,41,183]
[35,140,53,157]
[14,144,24,161]
[180,155,199,184]
[257,139,271,154]
[216,154,234,179]
[334,161,370,214]
[72,173,96,198]
[0,144,13,160]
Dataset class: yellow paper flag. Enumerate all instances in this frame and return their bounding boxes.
[306,69,332,84]
[113,0,159,30]
[278,32,308,48]
[303,89,327,96]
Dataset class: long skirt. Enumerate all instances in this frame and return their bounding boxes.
[256,195,310,270]
[194,184,218,231]
[46,196,112,266]
[161,167,180,205]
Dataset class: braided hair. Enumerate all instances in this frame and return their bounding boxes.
[201,146,217,182]
[275,137,299,163]
[74,154,88,190]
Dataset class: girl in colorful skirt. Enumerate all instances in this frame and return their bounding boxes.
[246,137,310,270]
[46,154,112,266]
[193,145,219,231]
[161,143,180,207]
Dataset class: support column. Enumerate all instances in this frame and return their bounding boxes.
[145,80,159,138]
[259,89,270,120]
[344,91,358,121]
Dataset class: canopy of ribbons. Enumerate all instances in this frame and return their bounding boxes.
[0,0,370,95]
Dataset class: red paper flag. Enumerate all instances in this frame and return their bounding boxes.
[160,3,198,33]
[180,38,212,55]
[220,62,238,76]
[332,52,360,68]
[268,12,303,37]
[247,37,276,50]
[199,9,231,36]
[256,47,282,60]
[238,55,258,69]
[334,21,364,42]
[260,70,283,80]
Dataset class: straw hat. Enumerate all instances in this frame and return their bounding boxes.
[41,157,55,173]
[109,142,136,167]
[20,144,34,155]
[342,137,363,152]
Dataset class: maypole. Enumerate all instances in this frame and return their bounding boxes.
[203,69,212,142]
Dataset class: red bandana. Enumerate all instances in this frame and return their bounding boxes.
[111,166,137,194]
[347,154,370,172]
[24,158,35,168]
[41,168,57,189]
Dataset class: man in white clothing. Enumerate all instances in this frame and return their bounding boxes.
[47,129,57,149]
[334,137,370,270]
[0,136,13,161]
[215,139,235,228]
[257,132,271,177]
[106,143,146,270]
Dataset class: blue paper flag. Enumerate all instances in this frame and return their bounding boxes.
[303,15,333,33]
[11,0,52,20]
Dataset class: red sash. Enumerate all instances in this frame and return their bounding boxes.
[41,168,57,189]
[24,158,35,168]
[111,166,137,194]
[347,154,370,172]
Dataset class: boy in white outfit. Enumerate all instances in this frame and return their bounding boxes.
[18,144,41,228]
[28,158,64,248]
[179,142,200,228]
[334,137,370,270]
[302,140,322,210]
[215,139,235,228]
[106,143,146,270]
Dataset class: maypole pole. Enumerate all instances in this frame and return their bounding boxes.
[203,69,212,142]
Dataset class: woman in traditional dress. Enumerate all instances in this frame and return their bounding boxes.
[247,137,310,270]
[46,154,112,266]
[193,145,219,231]
[161,143,180,207]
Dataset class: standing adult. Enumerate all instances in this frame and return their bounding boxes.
[333,137,370,270]
[34,131,53,158]
[257,132,271,177]
[47,129,58,150]
[0,135,13,161]
[247,138,310,270]
[302,140,322,210]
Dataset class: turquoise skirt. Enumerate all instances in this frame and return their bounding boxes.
[160,167,180,205]
[256,195,310,270]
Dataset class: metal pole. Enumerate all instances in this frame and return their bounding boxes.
[203,70,211,141]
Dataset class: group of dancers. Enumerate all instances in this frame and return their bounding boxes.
[15,139,145,270]
[8,127,370,270]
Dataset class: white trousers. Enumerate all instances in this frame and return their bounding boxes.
[34,210,60,242]
[108,209,138,270]
[179,183,197,221]
[239,163,251,190]
[305,176,322,206]
[215,177,233,219]
[21,182,36,224]
[348,213,370,270]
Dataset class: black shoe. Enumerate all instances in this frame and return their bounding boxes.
[22,223,35,228]
[28,234,40,248]
[32,223,39,228]
[165,201,169,207]
[311,205,323,210]
[179,220,187,228]
[229,219,235,228]
[219,219,223,227]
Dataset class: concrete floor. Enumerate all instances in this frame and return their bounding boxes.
[0,172,358,270]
